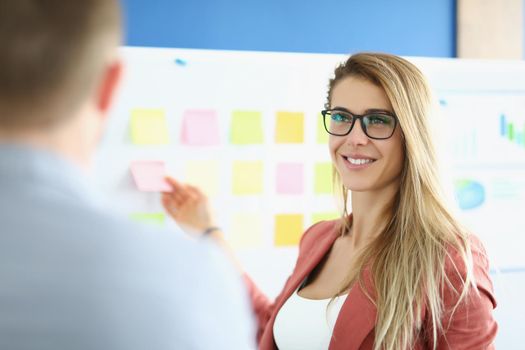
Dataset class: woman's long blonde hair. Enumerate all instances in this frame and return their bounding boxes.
[327,53,475,349]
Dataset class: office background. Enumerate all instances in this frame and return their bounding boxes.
[122,0,456,57]
[117,0,525,346]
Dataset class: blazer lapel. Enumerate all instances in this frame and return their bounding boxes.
[329,268,377,350]
[286,221,341,300]
[260,221,340,349]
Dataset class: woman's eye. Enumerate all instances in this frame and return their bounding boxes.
[331,113,350,123]
[368,115,391,125]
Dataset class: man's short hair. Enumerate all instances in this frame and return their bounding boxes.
[0,0,122,130]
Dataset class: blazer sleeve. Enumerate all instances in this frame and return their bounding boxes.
[242,273,285,343]
[241,221,328,343]
[433,236,498,349]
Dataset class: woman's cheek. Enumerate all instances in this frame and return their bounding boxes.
[328,136,340,161]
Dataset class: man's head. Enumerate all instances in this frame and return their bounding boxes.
[0,0,123,164]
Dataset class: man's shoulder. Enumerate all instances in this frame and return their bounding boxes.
[0,183,255,349]
[0,179,208,268]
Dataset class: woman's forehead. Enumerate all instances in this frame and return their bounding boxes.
[331,76,393,114]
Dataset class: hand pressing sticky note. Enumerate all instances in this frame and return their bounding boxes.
[275,112,304,144]
[130,161,171,192]
[130,109,169,145]
[274,214,303,247]
[276,163,304,195]
[185,160,220,196]
[180,109,220,146]
[229,213,263,249]
[130,213,166,226]
[314,162,333,194]
[232,161,263,195]
[230,111,264,144]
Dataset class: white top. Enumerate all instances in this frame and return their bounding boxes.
[273,289,348,350]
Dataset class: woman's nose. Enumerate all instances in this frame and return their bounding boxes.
[345,119,369,146]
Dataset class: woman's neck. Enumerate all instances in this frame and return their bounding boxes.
[349,185,398,249]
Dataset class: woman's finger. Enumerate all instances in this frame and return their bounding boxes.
[170,189,187,205]
[164,176,185,193]
[161,193,179,217]
[186,184,206,200]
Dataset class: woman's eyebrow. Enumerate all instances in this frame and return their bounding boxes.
[331,106,352,113]
[365,108,394,114]
[331,106,393,115]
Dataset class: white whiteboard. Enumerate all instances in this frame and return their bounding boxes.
[96,47,525,348]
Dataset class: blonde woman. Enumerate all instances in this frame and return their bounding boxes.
[162,53,497,349]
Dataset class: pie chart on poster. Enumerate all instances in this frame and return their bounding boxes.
[454,179,486,210]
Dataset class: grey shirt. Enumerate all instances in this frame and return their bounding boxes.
[0,144,255,350]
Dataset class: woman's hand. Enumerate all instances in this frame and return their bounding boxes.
[162,176,244,273]
[161,176,215,236]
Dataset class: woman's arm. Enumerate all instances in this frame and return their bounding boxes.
[161,177,277,340]
[161,176,327,342]
[434,237,498,349]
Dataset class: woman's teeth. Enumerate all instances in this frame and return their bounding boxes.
[346,157,374,165]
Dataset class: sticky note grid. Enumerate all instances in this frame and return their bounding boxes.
[126,108,336,248]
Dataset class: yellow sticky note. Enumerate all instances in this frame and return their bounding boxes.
[317,113,329,144]
[130,109,169,145]
[229,213,263,249]
[231,111,264,144]
[274,214,304,247]
[312,212,339,224]
[130,213,166,226]
[314,162,333,194]
[232,161,264,195]
[185,160,220,196]
[275,112,304,143]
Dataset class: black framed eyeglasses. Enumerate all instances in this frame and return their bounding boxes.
[321,108,398,140]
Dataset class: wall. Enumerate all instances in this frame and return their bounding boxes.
[122,0,456,57]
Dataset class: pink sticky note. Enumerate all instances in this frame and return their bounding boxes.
[276,163,304,194]
[130,161,171,192]
[180,110,220,146]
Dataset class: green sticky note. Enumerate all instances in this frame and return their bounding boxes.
[314,162,333,194]
[312,212,339,224]
[229,213,264,249]
[317,113,329,144]
[274,214,303,247]
[130,109,169,145]
[231,111,264,144]
[232,161,264,195]
[130,213,166,226]
[275,112,304,143]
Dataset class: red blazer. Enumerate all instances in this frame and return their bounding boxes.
[244,220,498,350]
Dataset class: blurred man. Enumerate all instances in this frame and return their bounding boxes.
[0,1,255,349]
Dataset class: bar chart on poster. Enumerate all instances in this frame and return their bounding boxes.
[437,93,525,269]
[95,47,525,346]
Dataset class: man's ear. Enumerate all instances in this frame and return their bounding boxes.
[97,58,123,116]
